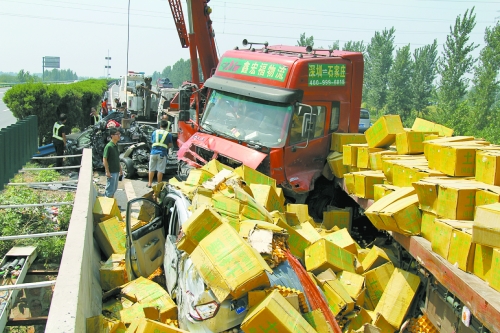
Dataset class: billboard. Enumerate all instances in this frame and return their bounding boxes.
[43,56,60,69]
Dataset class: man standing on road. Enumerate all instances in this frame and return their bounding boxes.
[52,113,67,169]
[101,98,109,118]
[90,107,100,125]
[103,128,123,197]
[147,120,173,188]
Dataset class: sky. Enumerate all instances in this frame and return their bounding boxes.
[0,0,499,79]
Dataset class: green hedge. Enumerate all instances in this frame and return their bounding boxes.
[3,79,108,144]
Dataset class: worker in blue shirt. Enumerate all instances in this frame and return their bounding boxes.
[147,120,173,188]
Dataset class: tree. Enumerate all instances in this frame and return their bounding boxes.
[297,33,314,47]
[468,21,500,133]
[328,40,340,50]
[435,7,478,124]
[17,69,36,83]
[410,40,438,117]
[364,27,396,112]
[342,41,367,53]
[386,45,413,124]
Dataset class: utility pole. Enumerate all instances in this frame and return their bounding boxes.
[105,50,111,78]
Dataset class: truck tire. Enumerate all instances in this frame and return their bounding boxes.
[120,157,136,179]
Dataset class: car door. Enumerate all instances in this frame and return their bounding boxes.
[125,197,165,280]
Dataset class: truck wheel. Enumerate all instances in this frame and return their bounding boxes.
[120,157,136,179]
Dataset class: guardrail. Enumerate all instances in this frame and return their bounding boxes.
[0,115,38,191]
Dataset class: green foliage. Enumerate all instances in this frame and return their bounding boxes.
[17,69,38,83]
[343,41,367,53]
[0,163,74,262]
[436,7,478,124]
[43,68,78,81]
[468,21,500,132]
[2,79,107,144]
[364,27,396,111]
[328,40,340,50]
[386,45,413,121]
[297,32,314,47]
[410,40,438,117]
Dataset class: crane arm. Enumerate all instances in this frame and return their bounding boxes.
[168,0,189,48]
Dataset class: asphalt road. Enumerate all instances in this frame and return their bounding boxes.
[0,87,17,129]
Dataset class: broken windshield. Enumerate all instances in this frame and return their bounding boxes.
[201,90,292,148]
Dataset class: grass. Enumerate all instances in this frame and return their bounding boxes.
[0,162,75,263]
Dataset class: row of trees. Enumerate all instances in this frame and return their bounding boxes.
[0,69,78,83]
[151,59,203,88]
[297,8,500,144]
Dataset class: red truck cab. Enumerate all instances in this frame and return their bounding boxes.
[177,44,364,201]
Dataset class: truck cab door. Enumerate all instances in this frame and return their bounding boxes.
[283,103,331,194]
[125,198,165,280]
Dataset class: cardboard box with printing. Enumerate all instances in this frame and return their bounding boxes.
[430,144,487,176]
[241,290,316,333]
[473,244,493,281]
[476,186,500,206]
[327,151,349,178]
[374,268,420,330]
[99,253,128,292]
[420,211,436,242]
[423,136,475,169]
[476,149,500,186]
[235,165,276,188]
[190,223,272,302]
[93,197,122,222]
[331,132,367,153]
[305,238,356,274]
[358,146,385,169]
[379,194,422,235]
[396,131,437,155]
[94,217,126,258]
[488,249,500,292]
[365,187,416,231]
[473,202,500,248]
[365,115,405,148]
[344,144,368,167]
[373,184,400,201]
[322,228,357,255]
[354,171,386,199]
[362,262,395,309]
[249,184,284,213]
[411,117,453,137]
[436,185,478,221]
[315,271,355,316]
[369,150,398,171]
[431,219,473,265]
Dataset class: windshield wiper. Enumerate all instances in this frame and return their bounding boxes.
[200,122,215,134]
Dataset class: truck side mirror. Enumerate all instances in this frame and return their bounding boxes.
[179,110,190,122]
[179,87,191,111]
[302,113,317,138]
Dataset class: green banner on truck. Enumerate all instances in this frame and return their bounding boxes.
[308,64,346,86]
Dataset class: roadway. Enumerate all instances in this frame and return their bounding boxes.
[0,87,17,129]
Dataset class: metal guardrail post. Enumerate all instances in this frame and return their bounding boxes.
[0,131,5,191]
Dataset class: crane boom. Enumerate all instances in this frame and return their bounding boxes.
[168,0,189,48]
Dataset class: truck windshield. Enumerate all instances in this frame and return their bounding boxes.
[201,90,292,148]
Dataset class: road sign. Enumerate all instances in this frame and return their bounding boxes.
[43,56,60,69]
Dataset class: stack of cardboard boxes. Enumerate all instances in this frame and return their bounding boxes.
[336,115,500,296]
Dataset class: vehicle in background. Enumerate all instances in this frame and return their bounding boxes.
[156,78,174,90]
[115,71,160,121]
[358,108,371,133]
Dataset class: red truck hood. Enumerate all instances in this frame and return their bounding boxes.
[177,132,267,169]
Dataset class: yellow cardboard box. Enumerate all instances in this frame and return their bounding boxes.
[365,187,415,230]
[249,184,284,212]
[476,186,500,206]
[275,218,322,260]
[93,197,122,222]
[412,180,439,214]
[369,150,398,171]
[396,131,436,155]
[365,115,405,148]
[373,184,400,201]
[354,171,386,199]
[177,206,225,254]
[322,208,351,230]
[432,144,483,176]
[327,151,349,178]
[431,219,473,262]
[436,185,477,220]
[358,147,385,169]
[362,262,395,309]
[305,238,356,274]
[322,228,357,255]
[379,194,421,235]
[337,270,365,302]
[411,117,453,137]
[344,173,355,194]
[100,254,128,292]
[374,268,420,330]
[133,318,188,333]
[361,246,391,273]
[448,223,475,272]
[473,202,500,248]
[235,165,276,188]
[424,137,475,170]
[420,211,436,242]
[86,315,126,333]
[286,204,311,223]
[211,192,241,215]
[475,149,500,185]
[190,223,271,302]
[94,217,126,258]
[344,143,368,167]
[487,248,500,292]
[241,290,316,333]
[316,277,355,316]
[201,159,234,175]
[344,307,373,331]
[473,244,493,281]
[303,309,334,333]
[331,132,367,153]
[185,168,214,186]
